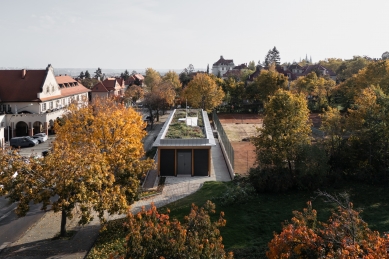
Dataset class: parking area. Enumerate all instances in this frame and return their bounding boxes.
[8,136,55,157]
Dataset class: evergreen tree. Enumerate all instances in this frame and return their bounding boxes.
[94,67,102,79]
[264,46,281,66]
[121,69,130,80]
[79,71,85,79]
[207,64,209,74]
[84,70,91,79]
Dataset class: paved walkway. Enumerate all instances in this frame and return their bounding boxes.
[0,112,232,259]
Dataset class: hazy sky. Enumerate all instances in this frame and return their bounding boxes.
[1,0,388,70]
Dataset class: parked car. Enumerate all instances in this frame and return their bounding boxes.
[10,136,39,148]
[32,133,48,143]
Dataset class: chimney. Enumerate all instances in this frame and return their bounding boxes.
[220,55,223,59]
[22,69,26,79]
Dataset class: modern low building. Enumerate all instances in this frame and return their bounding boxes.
[152,109,216,177]
[0,64,90,141]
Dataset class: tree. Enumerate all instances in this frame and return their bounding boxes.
[207,64,210,74]
[79,71,85,79]
[85,70,91,79]
[318,58,343,74]
[319,107,347,170]
[251,89,311,175]
[125,85,144,105]
[143,80,176,126]
[122,201,233,259]
[267,192,389,259]
[382,51,389,60]
[144,68,161,91]
[121,69,130,80]
[344,86,389,181]
[182,73,225,111]
[246,66,288,105]
[163,70,181,90]
[335,60,389,108]
[0,98,154,237]
[94,67,103,79]
[248,60,256,71]
[179,64,195,87]
[80,77,100,89]
[291,72,336,111]
[264,46,281,66]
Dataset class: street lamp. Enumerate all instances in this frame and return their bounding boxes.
[7,103,33,142]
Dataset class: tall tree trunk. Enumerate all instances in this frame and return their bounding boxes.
[60,209,67,237]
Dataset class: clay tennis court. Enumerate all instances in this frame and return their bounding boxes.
[217,113,263,175]
[217,113,322,175]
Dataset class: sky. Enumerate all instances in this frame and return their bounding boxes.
[1,0,389,71]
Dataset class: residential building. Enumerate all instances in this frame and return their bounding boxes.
[90,78,126,100]
[212,56,235,77]
[0,64,90,141]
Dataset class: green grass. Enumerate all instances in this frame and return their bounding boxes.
[87,181,389,259]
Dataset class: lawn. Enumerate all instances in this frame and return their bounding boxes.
[87,181,389,259]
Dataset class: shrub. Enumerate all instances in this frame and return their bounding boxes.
[216,176,256,206]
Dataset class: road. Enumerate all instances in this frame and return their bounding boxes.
[0,199,45,253]
[0,136,55,253]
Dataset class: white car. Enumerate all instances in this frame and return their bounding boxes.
[32,133,48,143]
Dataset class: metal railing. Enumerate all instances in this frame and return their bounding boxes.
[213,111,234,170]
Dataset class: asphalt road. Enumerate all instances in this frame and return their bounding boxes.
[0,200,45,254]
[0,136,55,254]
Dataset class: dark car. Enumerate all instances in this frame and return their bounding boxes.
[10,136,39,148]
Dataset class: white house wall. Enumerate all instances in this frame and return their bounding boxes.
[37,66,61,99]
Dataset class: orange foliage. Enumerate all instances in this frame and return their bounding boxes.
[267,201,389,259]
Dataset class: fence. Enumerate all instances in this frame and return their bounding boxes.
[213,111,234,172]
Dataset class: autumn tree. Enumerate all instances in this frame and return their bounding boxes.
[163,70,182,99]
[248,60,256,70]
[144,68,161,91]
[125,84,144,104]
[343,86,389,181]
[251,89,311,176]
[291,72,336,111]
[143,80,176,125]
[182,73,225,111]
[319,107,347,172]
[1,98,153,237]
[122,201,233,259]
[220,77,246,107]
[267,192,389,259]
[246,65,288,105]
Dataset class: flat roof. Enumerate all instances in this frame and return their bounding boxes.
[152,109,216,147]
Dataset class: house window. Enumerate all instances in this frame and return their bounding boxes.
[46,86,50,93]
[7,105,11,113]
[50,102,53,109]
[52,86,55,92]
[42,103,46,111]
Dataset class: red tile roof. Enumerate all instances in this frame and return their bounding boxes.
[91,82,109,92]
[0,69,47,102]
